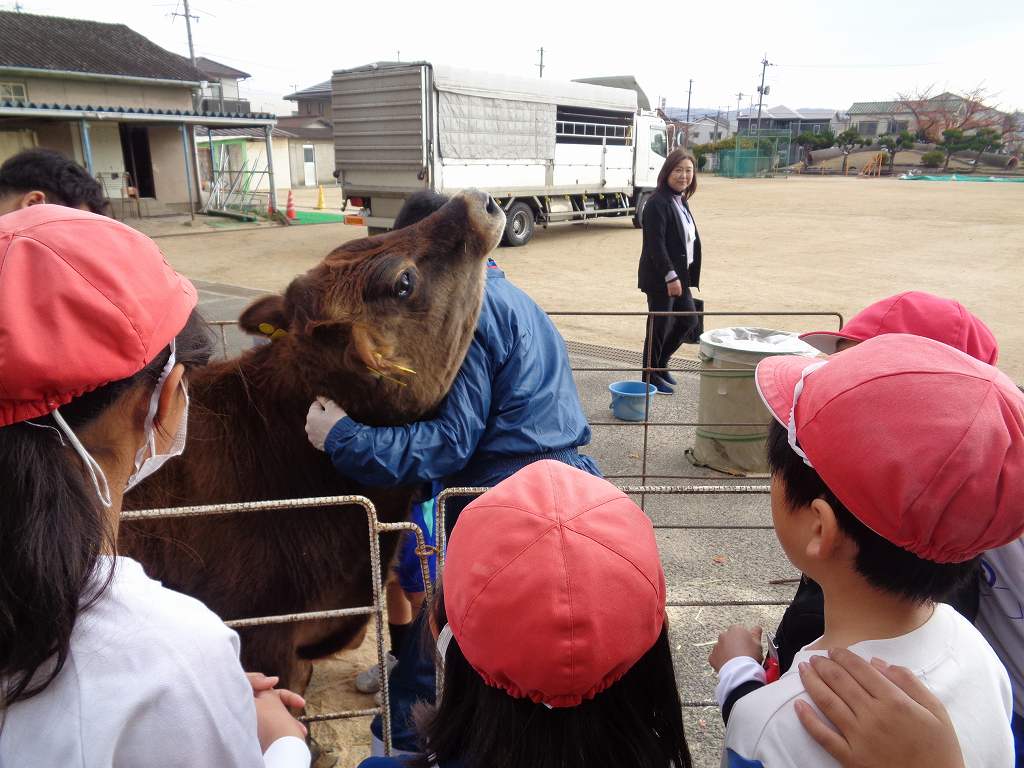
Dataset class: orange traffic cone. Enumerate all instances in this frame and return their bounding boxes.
[285,190,296,220]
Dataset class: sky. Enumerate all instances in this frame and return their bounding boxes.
[3,0,1021,117]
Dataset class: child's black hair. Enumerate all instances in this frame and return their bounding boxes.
[0,148,109,214]
[411,583,692,768]
[766,419,978,603]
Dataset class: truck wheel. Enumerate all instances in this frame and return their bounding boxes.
[501,202,535,247]
[367,226,388,236]
[632,193,650,229]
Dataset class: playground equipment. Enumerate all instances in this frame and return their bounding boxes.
[858,152,886,177]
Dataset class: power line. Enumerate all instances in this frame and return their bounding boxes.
[773,61,940,69]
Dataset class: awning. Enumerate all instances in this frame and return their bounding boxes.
[0,99,276,127]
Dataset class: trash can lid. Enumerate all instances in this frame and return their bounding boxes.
[700,327,819,363]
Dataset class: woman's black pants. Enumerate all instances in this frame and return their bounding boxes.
[641,288,697,380]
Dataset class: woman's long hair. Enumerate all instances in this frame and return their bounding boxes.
[413,584,692,768]
[0,310,212,708]
[657,149,698,200]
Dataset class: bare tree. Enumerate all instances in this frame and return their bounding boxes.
[896,86,1003,143]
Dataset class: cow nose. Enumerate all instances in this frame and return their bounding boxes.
[485,195,498,215]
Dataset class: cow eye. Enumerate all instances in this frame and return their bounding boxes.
[395,269,416,299]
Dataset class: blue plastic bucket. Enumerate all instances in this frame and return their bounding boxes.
[608,380,657,422]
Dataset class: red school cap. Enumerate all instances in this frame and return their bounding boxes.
[0,205,197,427]
[755,334,1024,563]
[800,291,998,364]
[443,460,666,708]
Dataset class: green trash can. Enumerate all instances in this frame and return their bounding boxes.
[689,327,819,475]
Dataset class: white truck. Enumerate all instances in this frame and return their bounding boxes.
[331,62,669,245]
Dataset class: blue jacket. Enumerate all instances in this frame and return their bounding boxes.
[324,265,596,488]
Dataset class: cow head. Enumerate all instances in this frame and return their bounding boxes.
[238,189,505,424]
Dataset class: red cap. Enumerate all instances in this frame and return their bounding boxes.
[0,205,197,427]
[800,291,998,364]
[756,334,1024,563]
[444,460,666,707]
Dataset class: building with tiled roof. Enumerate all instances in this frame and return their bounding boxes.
[0,10,282,216]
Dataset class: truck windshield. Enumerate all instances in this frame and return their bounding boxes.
[650,127,667,157]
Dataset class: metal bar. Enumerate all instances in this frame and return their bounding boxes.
[180,124,196,222]
[226,606,376,629]
[590,421,768,427]
[299,708,380,724]
[668,600,791,606]
[264,125,277,216]
[0,107,275,126]
[79,120,94,175]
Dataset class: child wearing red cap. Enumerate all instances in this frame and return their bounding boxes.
[0,206,309,767]
[358,460,692,768]
[712,334,1024,767]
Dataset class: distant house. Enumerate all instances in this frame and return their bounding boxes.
[195,56,251,114]
[282,80,338,187]
[688,115,731,145]
[846,92,1007,141]
[284,80,331,118]
[0,11,277,215]
[845,99,920,138]
[735,106,836,137]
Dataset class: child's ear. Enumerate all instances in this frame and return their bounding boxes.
[806,498,842,561]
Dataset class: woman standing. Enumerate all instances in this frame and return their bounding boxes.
[637,149,702,395]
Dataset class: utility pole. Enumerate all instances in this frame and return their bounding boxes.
[536,46,545,78]
[685,79,693,122]
[172,0,199,67]
[755,54,771,146]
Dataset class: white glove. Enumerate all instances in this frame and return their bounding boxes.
[305,396,347,451]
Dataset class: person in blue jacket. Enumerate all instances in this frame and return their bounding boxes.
[304,189,602,756]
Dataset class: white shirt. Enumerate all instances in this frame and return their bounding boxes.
[0,556,310,768]
[977,537,1024,716]
[670,194,696,268]
[722,604,1014,768]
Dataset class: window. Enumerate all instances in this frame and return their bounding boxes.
[895,120,910,133]
[317,101,325,115]
[650,127,667,157]
[858,121,878,136]
[813,124,821,134]
[0,82,27,101]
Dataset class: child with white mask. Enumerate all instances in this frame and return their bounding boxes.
[0,205,310,767]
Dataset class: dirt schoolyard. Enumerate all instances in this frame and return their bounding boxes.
[149,174,1024,767]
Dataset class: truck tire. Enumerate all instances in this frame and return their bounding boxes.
[501,201,535,247]
[632,193,650,229]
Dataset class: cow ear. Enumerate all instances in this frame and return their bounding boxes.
[238,295,289,339]
[348,323,386,370]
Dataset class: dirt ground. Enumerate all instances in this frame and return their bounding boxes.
[154,174,1024,382]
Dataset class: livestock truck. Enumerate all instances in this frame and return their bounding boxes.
[331,61,669,246]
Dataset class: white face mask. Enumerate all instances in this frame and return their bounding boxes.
[125,341,188,493]
[47,341,186,507]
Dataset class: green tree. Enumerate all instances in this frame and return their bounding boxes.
[835,128,866,174]
[920,150,944,168]
[878,132,914,171]
[939,128,972,170]
[968,127,1003,168]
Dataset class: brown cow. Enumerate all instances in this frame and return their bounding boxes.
[121,190,505,691]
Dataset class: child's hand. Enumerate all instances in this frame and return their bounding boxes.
[254,690,308,753]
[709,624,763,672]
[794,649,964,768]
[245,671,306,709]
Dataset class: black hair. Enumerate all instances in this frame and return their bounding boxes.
[0,310,212,708]
[766,419,979,603]
[411,583,692,768]
[0,148,109,215]
[393,190,450,230]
